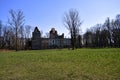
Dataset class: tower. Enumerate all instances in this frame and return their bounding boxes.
[32,27,41,39]
[32,27,41,49]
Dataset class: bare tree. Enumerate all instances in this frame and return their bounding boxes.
[2,26,11,49]
[25,25,31,50]
[112,14,120,47]
[25,25,31,38]
[8,9,25,51]
[19,25,24,49]
[103,18,112,47]
[45,32,49,38]
[0,21,4,48]
[0,20,2,37]
[63,9,82,50]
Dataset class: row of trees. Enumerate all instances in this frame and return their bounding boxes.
[0,9,120,50]
[63,9,120,49]
[0,9,31,51]
[83,15,120,48]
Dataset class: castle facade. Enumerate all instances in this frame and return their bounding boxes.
[31,27,71,49]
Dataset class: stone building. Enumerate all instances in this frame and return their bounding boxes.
[31,27,71,49]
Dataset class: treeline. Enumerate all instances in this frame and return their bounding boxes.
[0,9,120,50]
[63,9,120,49]
[83,15,120,48]
[0,9,32,50]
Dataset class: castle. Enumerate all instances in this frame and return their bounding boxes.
[31,27,71,49]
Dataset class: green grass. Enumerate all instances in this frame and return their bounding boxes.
[0,48,120,80]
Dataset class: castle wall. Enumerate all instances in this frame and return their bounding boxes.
[32,39,41,50]
[31,27,71,49]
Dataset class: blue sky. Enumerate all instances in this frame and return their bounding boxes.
[0,0,120,37]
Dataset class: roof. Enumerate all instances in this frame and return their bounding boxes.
[34,27,40,32]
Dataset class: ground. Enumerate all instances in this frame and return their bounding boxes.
[0,48,120,80]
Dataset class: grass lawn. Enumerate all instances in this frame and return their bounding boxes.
[0,48,120,80]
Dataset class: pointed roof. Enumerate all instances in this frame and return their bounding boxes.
[34,27,40,32]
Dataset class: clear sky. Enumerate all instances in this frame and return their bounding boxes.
[0,0,120,37]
